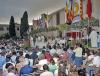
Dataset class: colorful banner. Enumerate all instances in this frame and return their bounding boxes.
[40,14,48,29]
[65,0,83,24]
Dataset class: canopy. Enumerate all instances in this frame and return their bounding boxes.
[66,30,82,39]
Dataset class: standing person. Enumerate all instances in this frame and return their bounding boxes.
[0,51,6,70]
[30,36,34,48]
[33,35,36,46]
[16,51,24,64]
[31,49,38,65]
[44,36,47,42]
[67,47,74,64]
[89,29,98,48]
[73,43,83,69]
[40,64,54,76]
[97,32,100,48]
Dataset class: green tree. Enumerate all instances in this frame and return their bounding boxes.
[20,11,29,38]
[9,16,16,37]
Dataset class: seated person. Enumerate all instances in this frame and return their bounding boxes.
[19,62,34,76]
[3,63,18,76]
[3,62,15,76]
[36,55,48,70]
[86,51,100,76]
[40,64,54,76]
[48,59,57,73]
[6,65,17,76]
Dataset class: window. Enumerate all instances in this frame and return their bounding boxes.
[0,27,4,31]
[31,28,33,31]
[7,27,9,30]
[56,12,60,25]
[17,27,19,31]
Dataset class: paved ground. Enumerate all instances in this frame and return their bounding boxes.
[35,41,47,48]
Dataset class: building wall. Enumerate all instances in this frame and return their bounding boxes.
[0,24,9,36]
[52,14,56,26]
[48,8,65,27]
[93,0,100,24]
[59,9,65,24]
[0,24,33,37]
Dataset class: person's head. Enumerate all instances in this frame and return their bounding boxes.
[92,28,95,31]
[0,51,5,56]
[19,51,23,56]
[42,50,45,54]
[70,47,74,50]
[48,45,52,50]
[5,63,13,69]
[25,54,30,59]
[95,50,100,56]
[75,43,80,48]
[12,51,16,55]
[53,45,56,49]
[43,64,49,71]
[50,59,55,64]
[19,56,24,62]
[97,32,99,35]
[43,46,46,49]
[53,53,59,58]
[90,50,94,55]
[8,65,15,73]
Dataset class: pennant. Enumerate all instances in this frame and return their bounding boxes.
[87,0,92,19]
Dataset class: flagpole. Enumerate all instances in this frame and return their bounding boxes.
[87,18,90,48]
[87,0,92,48]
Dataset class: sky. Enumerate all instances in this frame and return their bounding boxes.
[0,0,65,25]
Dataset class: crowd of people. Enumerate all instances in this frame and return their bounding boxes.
[0,39,100,76]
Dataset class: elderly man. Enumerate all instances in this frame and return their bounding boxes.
[86,51,100,76]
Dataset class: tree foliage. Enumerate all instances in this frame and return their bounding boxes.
[20,11,29,38]
[9,16,16,37]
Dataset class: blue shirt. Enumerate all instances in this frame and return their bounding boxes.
[31,51,38,60]
[0,56,6,69]
[20,65,33,76]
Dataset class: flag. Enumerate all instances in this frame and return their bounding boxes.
[87,0,92,19]
[65,0,74,24]
[38,18,43,28]
[65,0,68,23]
[43,14,49,28]
[80,0,83,19]
[33,19,39,29]
[40,14,49,29]
[72,15,81,23]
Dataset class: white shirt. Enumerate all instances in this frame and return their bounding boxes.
[87,55,94,66]
[38,59,48,70]
[54,69,68,76]
[74,47,83,57]
[11,55,16,63]
[88,55,94,61]
[50,48,56,55]
[40,71,54,76]
[6,72,16,76]
[92,55,100,67]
